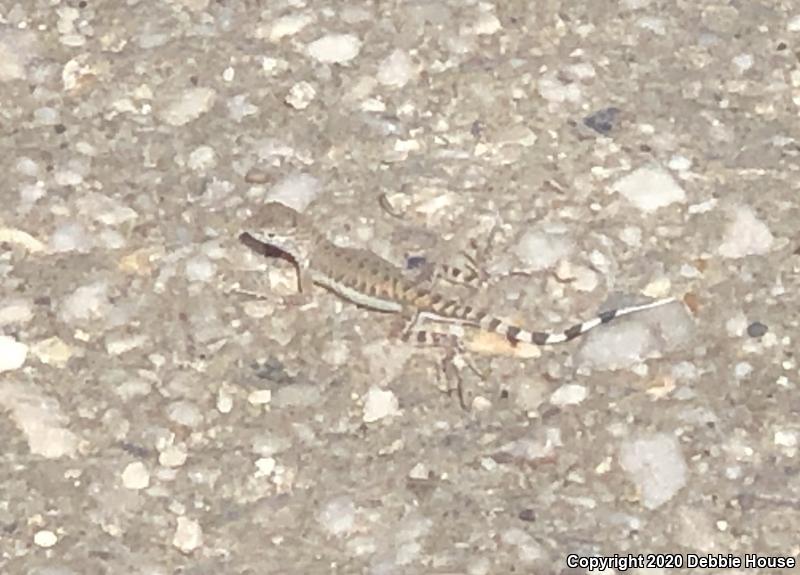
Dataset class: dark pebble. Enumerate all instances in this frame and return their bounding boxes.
[583,107,621,135]
[747,321,768,338]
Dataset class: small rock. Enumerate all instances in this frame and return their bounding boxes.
[0,299,33,326]
[184,255,216,283]
[158,87,216,127]
[49,222,93,253]
[0,336,28,372]
[285,81,316,110]
[121,461,150,490]
[787,14,800,32]
[362,387,400,423]
[247,389,272,405]
[166,400,204,428]
[717,205,774,259]
[307,34,361,64]
[583,107,621,134]
[550,384,588,406]
[173,517,203,553]
[59,281,112,323]
[618,433,687,509]
[187,145,216,171]
[746,321,768,338]
[267,13,313,41]
[774,429,798,448]
[0,382,79,458]
[159,444,188,468]
[377,49,414,88]
[513,230,573,271]
[612,164,686,212]
[31,337,75,368]
[33,530,58,548]
[317,496,357,537]
[266,172,322,211]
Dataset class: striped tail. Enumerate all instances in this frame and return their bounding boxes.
[425,297,677,346]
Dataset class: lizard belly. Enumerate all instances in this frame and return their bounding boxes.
[311,273,403,313]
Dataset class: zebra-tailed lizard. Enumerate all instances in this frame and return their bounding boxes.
[239,202,677,352]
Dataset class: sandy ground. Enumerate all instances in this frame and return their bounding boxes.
[1,1,799,573]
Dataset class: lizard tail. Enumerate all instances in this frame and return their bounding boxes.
[478,297,677,345]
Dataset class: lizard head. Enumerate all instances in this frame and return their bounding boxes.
[241,202,314,262]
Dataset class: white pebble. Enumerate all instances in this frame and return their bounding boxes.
[166,400,204,428]
[774,429,798,448]
[513,230,573,271]
[121,461,150,490]
[159,444,188,468]
[16,156,40,176]
[266,172,322,211]
[537,71,582,104]
[58,281,111,323]
[667,155,692,172]
[247,389,272,405]
[0,336,28,372]
[0,382,79,458]
[612,165,686,212]
[0,299,33,326]
[732,53,753,73]
[787,14,800,32]
[619,226,642,247]
[734,362,753,380]
[717,205,774,259]
[550,384,588,406]
[184,255,216,283]
[33,530,58,548]
[217,388,233,413]
[34,107,60,125]
[317,496,357,537]
[187,145,216,171]
[377,49,414,88]
[173,517,203,553]
[268,13,313,41]
[362,386,400,423]
[158,87,216,127]
[49,222,93,253]
[307,34,362,64]
[618,433,687,509]
[285,81,316,110]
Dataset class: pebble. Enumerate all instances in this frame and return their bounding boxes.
[317,496,357,537]
[583,107,621,134]
[746,321,768,338]
[0,382,79,458]
[362,387,400,423]
[717,205,774,258]
[788,14,800,32]
[31,337,75,368]
[0,335,28,372]
[285,81,316,110]
[158,87,216,127]
[307,34,361,64]
[58,281,112,323]
[618,433,687,509]
[377,49,414,88]
[159,444,188,468]
[49,222,93,253]
[121,461,150,490]
[166,400,204,428]
[267,13,313,42]
[0,30,35,82]
[33,530,58,548]
[247,389,272,406]
[187,145,217,171]
[774,430,798,448]
[513,229,573,271]
[612,164,687,212]
[550,384,588,407]
[266,172,322,211]
[173,517,203,553]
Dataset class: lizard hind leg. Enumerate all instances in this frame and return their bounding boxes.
[401,328,486,410]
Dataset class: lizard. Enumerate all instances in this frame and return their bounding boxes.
[238,202,677,349]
